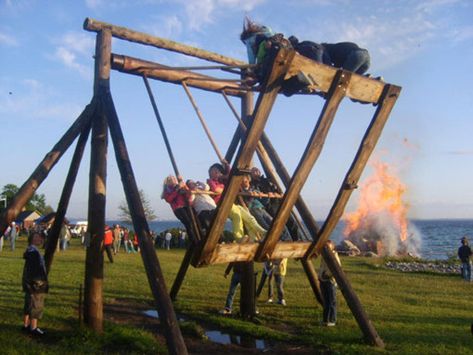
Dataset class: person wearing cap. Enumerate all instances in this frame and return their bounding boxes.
[458,236,472,281]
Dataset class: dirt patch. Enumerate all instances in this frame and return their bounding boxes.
[104,298,328,354]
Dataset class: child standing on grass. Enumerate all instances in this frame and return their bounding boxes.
[318,240,341,327]
[22,231,48,336]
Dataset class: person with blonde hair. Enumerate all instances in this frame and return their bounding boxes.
[161,175,196,243]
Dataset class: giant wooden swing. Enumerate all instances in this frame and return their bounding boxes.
[0,18,401,354]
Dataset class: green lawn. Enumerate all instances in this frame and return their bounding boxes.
[0,235,472,354]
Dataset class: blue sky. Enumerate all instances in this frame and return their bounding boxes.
[1,0,472,220]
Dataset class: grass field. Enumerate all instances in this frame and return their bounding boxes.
[0,235,472,354]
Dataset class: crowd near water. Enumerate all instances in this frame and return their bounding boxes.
[102,218,473,261]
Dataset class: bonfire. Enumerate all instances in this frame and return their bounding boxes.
[342,160,419,256]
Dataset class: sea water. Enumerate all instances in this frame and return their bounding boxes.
[102,218,473,260]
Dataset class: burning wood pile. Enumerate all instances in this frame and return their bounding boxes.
[337,160,419,257]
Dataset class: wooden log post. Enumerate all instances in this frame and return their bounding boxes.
[192,47,295,267]
[255,70,351,262]
[44,123,92,274]
[239,87,257,318]
[84,18,245,67]
[105,92,188,355]
[321,246,384,347]
[0,103,94,235]
[222,90,324,305]
[83,28,112,333]
[111,54,244,97]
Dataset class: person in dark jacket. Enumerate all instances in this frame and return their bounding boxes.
[22,231,48,336]
[289,36,370,75]
[458,236,472,281]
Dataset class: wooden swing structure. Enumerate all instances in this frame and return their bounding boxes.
[0,18,401,354]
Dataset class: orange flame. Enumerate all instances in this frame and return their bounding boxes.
[344,160,409,242]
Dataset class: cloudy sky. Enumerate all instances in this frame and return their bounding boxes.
[1,0,472,220]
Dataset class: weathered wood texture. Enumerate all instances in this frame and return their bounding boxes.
[256,70,351,261]
[287,53,385,104]
[83,100,107,333]
[301,258,324,305]
[192,48,296,267]
[83,29,111,334]
[240,261,256,318]
[170,245,194,301]
[304,84,401,259]
[44,123,91,274]
[322,246,385,347]
[0,103,94,236]
[84,18,245,66]
[105,93,188,354]
[111,54,243,97]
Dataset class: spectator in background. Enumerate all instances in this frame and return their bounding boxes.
[179,230,187,248]
[1,225,10,252]
[59,222,71,251]
[112,225,121,254]
[10,221,18,251]
[165,231,172,250]
[458,236,472,281]
[318,240,341,326]
[103,225,114,263]
[267,258,288,306]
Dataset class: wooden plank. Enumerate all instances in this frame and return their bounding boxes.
[84,18,245,66]
[304,84,402,259]
[0,103,94,236]
[105,92,188,355]
[192,47,295,267]
[111,54,243,97]
[208,242,311,264]
[44,123,91,274]
[287,53,385,104]
[255,70,351,261]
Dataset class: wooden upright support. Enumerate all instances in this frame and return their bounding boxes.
[83,28,111,333]
[45,123,92,273]
[256,70,351,261]
[192,47,296,267]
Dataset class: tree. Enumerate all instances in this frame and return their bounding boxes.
[0,183,49,214]
[118,189,157,224]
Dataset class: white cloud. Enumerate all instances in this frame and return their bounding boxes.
[179,0,265,31]
[0,31,18,46]
[53,32,94,79]
[84,0,104,9]
[144,15,184,38]
[449,25,473,43]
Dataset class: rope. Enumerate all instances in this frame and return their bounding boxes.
[142,74,202,242]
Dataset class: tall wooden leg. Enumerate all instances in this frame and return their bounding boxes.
[45,122,92,274]
[105,93,188,355]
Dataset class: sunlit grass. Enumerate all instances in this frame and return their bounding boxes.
[0,235,472,354]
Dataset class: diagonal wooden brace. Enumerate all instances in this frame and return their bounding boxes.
[192,47,296,267]
[304,84,402,259]
[255,70,352,261]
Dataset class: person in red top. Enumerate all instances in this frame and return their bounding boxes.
[161,175,196,243]
[103,225,114,263]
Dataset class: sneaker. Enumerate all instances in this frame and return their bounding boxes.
[218,308,232,315]
[326,322,336,327]
[278,299,287,306]
[266,298,273,304]
[30,327,46,336]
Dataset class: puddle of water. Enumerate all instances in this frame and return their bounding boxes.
[144,310,273,350]
[205,330,271,350]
